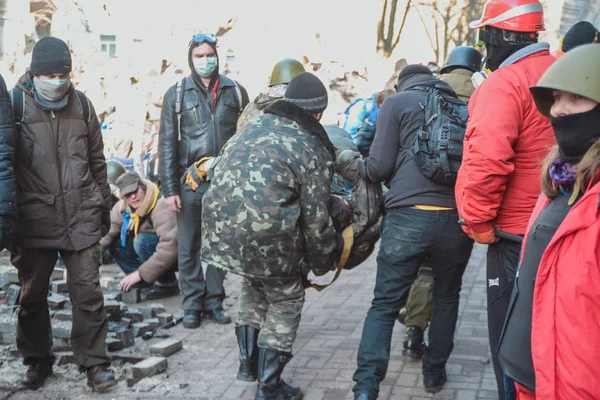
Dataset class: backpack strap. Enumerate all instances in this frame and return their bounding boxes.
[75,90,91,123]
[174,78,185,141]
[9,87,25,133]
[232,80,243,115]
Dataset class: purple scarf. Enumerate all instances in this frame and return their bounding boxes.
[549,158,577,187]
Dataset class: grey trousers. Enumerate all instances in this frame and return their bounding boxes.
[178,181,226,311]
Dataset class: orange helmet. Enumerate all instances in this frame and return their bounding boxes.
[470,0,545,33]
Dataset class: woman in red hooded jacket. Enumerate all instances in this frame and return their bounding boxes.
[497,43,600,400]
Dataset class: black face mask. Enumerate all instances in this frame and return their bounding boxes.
[479,27,534,71]
[551,104,600,163]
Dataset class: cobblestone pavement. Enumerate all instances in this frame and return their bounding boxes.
[4,243,497,400]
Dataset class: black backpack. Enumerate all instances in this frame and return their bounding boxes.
[411,84,468,186]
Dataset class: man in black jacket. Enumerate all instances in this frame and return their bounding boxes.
[0,74,16,251]
[158,33,249,328]
[352,65,473,398]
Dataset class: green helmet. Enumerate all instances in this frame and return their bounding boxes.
[530,43,600,117]
[268,58,305,87]
[106,160,126,188]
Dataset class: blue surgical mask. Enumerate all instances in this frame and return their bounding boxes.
[193,57,218,78]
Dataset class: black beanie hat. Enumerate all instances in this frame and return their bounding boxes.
[562,21,599,52]
[30,36,72,75]
[396,64,432,91]
[397,64,432,82]
[284,72,328,113]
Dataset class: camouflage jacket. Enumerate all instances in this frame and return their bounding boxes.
[201,100,339,279]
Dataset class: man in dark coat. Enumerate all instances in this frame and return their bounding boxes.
[10,37,116,391]
[352,65,473,398]
[158,33,249,328]
[0,74,16,251]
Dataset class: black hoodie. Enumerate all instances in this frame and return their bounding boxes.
[365,74,457,209]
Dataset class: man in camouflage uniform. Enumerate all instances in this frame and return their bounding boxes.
[236,58,305,129]
[202,72,340,400]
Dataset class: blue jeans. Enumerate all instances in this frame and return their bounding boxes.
[353,207,473,397]
[504,374,517,400]
[109,233,176,285]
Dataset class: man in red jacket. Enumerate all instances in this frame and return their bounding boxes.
[455,0,556,397]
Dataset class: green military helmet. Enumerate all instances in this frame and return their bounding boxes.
[530,43,600,117]
[106,160,127,192]
[268,58,305,87]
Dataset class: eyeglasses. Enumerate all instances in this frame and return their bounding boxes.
[191,33,217,46]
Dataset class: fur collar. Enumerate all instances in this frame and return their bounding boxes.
[264,100,336,161]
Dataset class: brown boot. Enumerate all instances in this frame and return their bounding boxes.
[86,365,117,392]
[21,363,53,389]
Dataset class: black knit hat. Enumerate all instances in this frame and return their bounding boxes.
[562,21,599,52]
[30,36,72,75]
[284,72,328,113]
[397,64,432,82]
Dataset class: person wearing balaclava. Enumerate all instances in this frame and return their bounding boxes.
[455,1,557,398]
[158,34,249,330]
[11,36,117,391]
[498,43,600,400]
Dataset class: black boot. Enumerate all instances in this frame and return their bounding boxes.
[423,369,447,393]
[255,348,303,400]
[236,325,259,382]
[182,310,202,329]
[403,327,425,359]
[144,283,180,301]
[86,365,117,392]
[21,363,53,389]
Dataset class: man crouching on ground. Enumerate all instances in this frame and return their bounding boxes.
[201,72,341,400]
[100,171,179,300]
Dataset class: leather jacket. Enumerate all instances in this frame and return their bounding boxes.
[158,74,248,196]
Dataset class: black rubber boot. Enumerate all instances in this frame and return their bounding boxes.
[403,327,426,359]
[255,348,303,400]
[236,325,260,382]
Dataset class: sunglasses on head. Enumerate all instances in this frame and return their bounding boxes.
[191,33,217,46]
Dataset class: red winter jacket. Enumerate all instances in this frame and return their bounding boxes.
[456,47,556,235]
[525,182,600,399]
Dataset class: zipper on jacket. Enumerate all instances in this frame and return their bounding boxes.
[210,86,223,156]
[53,112,70,235]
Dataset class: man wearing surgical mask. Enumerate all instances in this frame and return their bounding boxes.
[10,36,116,391]
[158,33,249,329]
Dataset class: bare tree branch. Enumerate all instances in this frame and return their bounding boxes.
[392,0,413,49]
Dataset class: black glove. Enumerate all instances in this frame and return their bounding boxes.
[101,210,111,237]
[0,217,18,253]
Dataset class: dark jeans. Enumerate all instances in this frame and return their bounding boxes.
[353,207,473,397]
[109,233,177,286]
[178,181,226,311]
[487,240,521,400]
[12,244,110,369]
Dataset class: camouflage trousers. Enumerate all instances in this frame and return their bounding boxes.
[237,276,305,353]
[404,265,434,331]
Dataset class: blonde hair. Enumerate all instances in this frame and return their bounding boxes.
[541,138,600,205]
